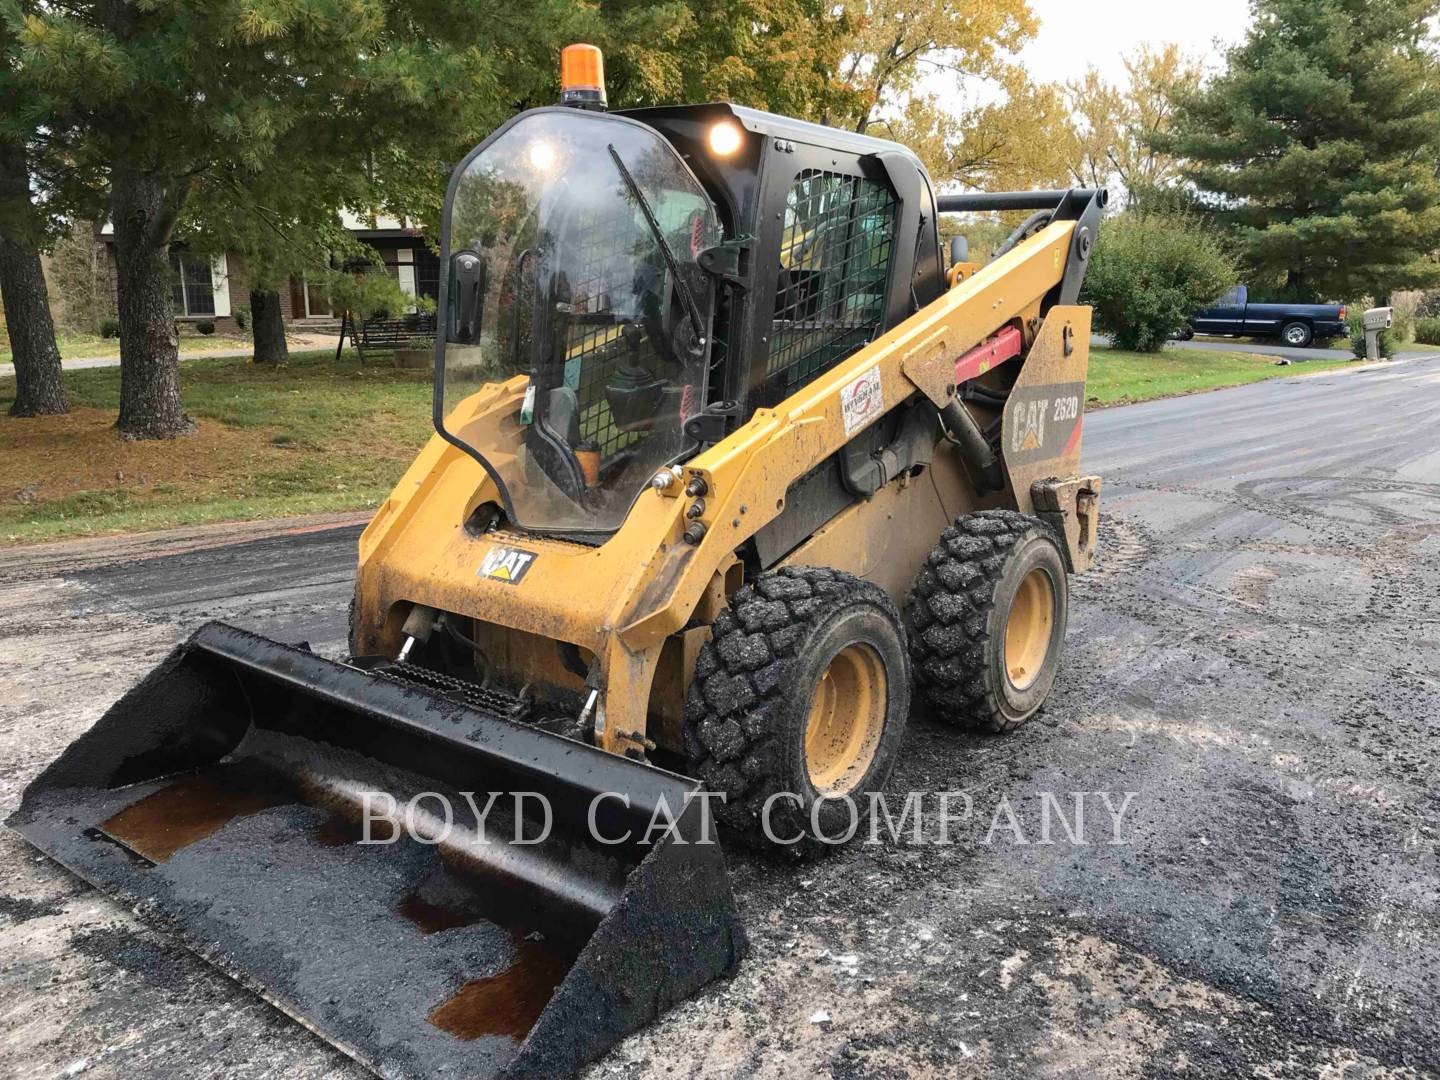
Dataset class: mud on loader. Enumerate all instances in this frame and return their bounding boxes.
[10,44,1105,1080]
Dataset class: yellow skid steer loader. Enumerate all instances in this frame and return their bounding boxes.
[11,44,1105,1080]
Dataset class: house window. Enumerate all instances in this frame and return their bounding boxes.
[169,253,216,317]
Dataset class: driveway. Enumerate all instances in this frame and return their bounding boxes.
[2,356,1438,1078]
[1091,333,1356,362]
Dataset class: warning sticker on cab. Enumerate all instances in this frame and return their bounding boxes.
[477,544,537,585]
[840,366,884,436]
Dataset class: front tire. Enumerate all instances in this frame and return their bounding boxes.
[684,566,910,850]
[1280,320,1313,347]
[906,511,1069,732]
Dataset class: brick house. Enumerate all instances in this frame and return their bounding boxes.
[97,212,442,335]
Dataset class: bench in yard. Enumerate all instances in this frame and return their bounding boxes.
[336,311,437,364]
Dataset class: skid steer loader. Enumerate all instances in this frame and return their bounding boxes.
[10,43,1105,1080]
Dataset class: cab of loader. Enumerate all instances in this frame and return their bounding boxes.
[434,96,944,537]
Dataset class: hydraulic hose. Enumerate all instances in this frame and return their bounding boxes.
[990,209,1055,261]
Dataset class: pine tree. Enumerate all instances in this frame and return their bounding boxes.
[0,8,71,417]
[8,0,553,437]
[1161,0,1440,301]
[0,143,67,416]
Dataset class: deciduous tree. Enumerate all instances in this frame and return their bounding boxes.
[651,0,852,119]
[876,72,1072,193]
[9,0,546,437]
[1062,44,1202,206]
[823,0,1036,134]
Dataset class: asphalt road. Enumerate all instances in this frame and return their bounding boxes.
[1165,337,1354,360]
[2,357,1438,1078]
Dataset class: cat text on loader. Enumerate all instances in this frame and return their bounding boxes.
[10,43,1105,1080]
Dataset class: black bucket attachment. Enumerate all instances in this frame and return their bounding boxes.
[8,623,745,1079]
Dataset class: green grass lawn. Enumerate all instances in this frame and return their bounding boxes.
[0,349,432,544]
[0,330,257,364]
[1086,345,1357,407]
[0,342,1374,546]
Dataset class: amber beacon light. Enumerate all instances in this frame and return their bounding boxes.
[561,44,607,110]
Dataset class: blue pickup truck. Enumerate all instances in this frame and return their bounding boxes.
[1182,286,1347,347]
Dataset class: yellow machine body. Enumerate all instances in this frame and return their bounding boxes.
[354,217,1101,758]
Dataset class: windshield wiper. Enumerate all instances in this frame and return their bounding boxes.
[607,144,706,349]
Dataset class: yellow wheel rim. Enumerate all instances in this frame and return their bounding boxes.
[1004,568,1054,691]
[804,643,887,796]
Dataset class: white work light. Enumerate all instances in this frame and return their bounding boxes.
[708,121,742,156]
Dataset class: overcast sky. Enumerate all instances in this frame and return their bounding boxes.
[1016,0,1253,83]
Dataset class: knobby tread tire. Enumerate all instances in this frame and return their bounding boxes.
[906,509,1063,733]
[683,565,907,850]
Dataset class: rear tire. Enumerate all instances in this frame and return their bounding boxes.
[1280,320,1313,347]
[684,566,910,851]
[906,510,1068,732]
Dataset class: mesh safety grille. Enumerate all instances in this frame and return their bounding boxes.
[759,171,896,406]
[561,201,655,458]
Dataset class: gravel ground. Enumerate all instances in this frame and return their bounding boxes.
[2,357,1437,1079]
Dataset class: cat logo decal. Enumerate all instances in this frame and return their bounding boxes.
[477,544,537,585]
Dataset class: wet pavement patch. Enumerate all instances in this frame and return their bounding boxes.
[98,764,295,863]
[427,931,575,1041]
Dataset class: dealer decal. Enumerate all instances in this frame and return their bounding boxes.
[477,544,537,585]
[1002,381,1085,466]
[840,365,884,436]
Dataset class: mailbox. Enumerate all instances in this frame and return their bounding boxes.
[1362,306,1394,360]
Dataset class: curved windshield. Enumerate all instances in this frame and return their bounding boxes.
[437,110,719,534]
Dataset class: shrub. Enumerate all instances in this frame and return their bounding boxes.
[318,266,434,323]
[233,306,250,332]
[1345,302,1394,359]
[1081,212,1237,352]
[1387,291,1419,344]
[99,317,120,338]
[195,319,216,336]
[1414,316,1440,345]
[50,224,116,335]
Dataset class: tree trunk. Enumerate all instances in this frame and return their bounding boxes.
[250,289,288,363]
[110,166,193,439]
[0,140,67,416]
[0,234,68,417]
